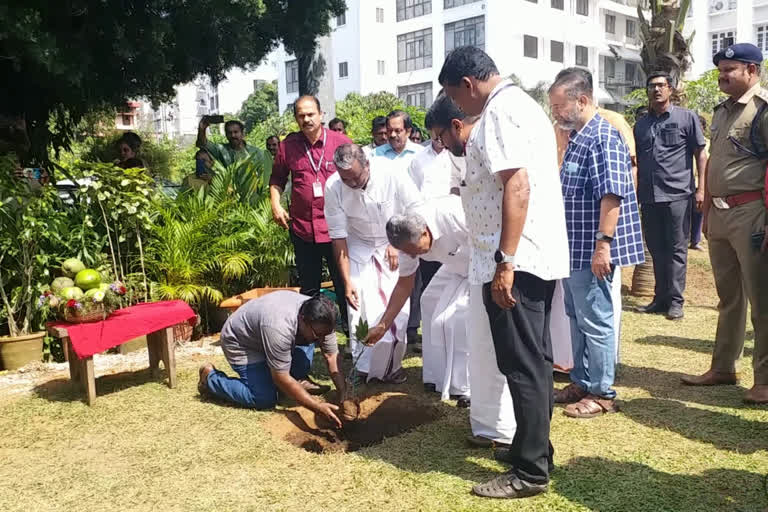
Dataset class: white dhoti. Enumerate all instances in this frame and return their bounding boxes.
[420,267,471,400]
[551,267,623,372]
[347,252,409,381]
[468,284,517,444]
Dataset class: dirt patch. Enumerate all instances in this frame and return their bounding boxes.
[265,392,440,453]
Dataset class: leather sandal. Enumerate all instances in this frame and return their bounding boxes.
[472,472,548,499]
[563,394,619,419]
[554,383,588,404]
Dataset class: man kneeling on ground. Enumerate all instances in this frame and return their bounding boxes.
[198,291,346,428]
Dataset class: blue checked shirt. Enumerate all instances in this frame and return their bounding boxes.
[560,112,645,271]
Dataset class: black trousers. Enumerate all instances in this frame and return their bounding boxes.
[408,260,443,332]
[290,231,348,333]
[482,271,555,484]
[641,198,691,308]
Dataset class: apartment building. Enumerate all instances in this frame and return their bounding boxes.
[276,0,647,113]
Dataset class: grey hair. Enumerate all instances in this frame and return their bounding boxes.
[548,67,594,100]
[386,213,427,249]
[333,143,368,170]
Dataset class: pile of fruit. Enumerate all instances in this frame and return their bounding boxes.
[39,258,126,323]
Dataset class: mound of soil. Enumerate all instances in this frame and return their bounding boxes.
[264,392,440,453]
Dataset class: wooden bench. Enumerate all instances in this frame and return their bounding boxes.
[48,325,178,406]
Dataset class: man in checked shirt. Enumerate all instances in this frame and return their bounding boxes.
[548,68,644,419]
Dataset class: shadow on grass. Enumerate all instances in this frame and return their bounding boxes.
[618,364,749,408]
[621,397,768,454]
[554,456,766,511]
[635,334,753,357]
[31,368,170,404]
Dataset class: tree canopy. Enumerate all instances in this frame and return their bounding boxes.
[335,92,427,145]
[0,0,345,161]
[239,81,279,133]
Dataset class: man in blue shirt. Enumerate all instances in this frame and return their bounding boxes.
[634,72,708,320]
[549,68,644,418]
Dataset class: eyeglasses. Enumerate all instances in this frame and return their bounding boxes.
[647,83,669,90]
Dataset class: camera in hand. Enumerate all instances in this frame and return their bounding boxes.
[206,114,225,124]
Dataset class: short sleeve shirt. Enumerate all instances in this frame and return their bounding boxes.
[634,105,706,203]
[463,80,570,285]
[219,291,337,370]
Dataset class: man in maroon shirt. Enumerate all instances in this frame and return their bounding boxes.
[270,95,353,338]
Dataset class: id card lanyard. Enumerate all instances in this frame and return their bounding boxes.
[306,129,327,198]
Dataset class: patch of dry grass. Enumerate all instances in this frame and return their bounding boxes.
[0,248,766,511]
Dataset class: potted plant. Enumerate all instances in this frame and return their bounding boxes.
[0,158,66,369]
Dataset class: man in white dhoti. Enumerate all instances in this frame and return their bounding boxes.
[363,195,470,406]
[426,93,517,450]
[324,144,423,384]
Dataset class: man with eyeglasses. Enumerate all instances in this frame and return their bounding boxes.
[680,43,768,405]
[634,72,708,321]
[197,292,346,427]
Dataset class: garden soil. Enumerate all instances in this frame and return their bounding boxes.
[265,392,440,453]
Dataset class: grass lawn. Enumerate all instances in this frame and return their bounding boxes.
[1,248,766,511]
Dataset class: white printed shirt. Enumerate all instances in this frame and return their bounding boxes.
[324,158,423,264]
[399,195,470,278]
[462,79,570,284]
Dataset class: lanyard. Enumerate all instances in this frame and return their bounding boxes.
[305,129,327,178]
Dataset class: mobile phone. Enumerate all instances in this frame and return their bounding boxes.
[751,231,766,251]
[206,114,224,124]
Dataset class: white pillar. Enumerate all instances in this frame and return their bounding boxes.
[688,2,711,78]
[736,0,753,45]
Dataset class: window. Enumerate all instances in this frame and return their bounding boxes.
[397,28,433,72]
[575,45,589,66]
[551,40,564,62]
[606,14,616,34]
[524,35,538,58]
[398,82,433,108]
[285,59,299,93]
[339,61,348,78]
[576,0,589,16]
[397,0,431,21]
[376,7,385,22]
[445,16,485,56]
[444,0,481,8]
[551,0,564,9]
[711,31,735,55]
[758,25,768,53]
[604,57,616,78]
[626,19,637,39]
[625,62,639,86]
[336,12,346,26]
[377,60,386,75]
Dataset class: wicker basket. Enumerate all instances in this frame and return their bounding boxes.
[62,305,113,324]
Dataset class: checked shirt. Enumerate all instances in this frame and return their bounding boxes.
[560,112,644,272]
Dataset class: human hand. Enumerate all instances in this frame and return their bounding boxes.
[491,264,516,309]
[345,287,359,311]
[316,402,342,429]
[592,241,612,280]
[363,322,387,346]
[385,245,399,271]
[271,205,291,229]
[695,190,705,212]
[199,116,211,130]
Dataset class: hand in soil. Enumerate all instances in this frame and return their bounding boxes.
[316,402,342,429]
[341,399,359,422]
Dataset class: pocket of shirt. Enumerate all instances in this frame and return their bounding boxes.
[561,168,587,197]
[661,126,681,146]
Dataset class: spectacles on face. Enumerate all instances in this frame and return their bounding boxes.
[307,322,323,342]
[647,83,669,91]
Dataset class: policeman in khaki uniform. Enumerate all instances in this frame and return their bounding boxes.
[681,43,768,405]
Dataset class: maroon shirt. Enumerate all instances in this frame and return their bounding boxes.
[270,128,352,243]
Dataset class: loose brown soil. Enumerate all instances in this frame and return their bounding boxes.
[265,392,440,453]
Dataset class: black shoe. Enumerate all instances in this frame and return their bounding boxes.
[666,305,684,320]
[637,301,667,314]
[452,395,470,408]
[424,383,437,393]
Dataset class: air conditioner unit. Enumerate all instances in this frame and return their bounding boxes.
[710,0,726,13]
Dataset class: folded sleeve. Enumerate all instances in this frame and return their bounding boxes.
[261,326,294,373]
[589,139,632,201]
[320,332,338,355]
[484,108,531,174]
[269,140,289,190]
[323,178,348,239]
[398,253,419,276]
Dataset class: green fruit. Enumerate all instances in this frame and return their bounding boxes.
[74,269,102,290]
[61,258,86,278]
[51,277,75,293]
[60,287,84,300]
[84,288,101,299]
[97,283,111,292]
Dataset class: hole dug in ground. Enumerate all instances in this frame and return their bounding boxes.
[264,392,440,453]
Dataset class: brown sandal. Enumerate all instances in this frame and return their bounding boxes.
[563,394,619,419]
[554,383,588,404]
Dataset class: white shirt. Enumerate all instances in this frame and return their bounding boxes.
[324,159,423,264]
[410,148,454,199]
[399,196,470,278]
[408,143,440,189]
[463,79,570,284]
[448,153,466,191]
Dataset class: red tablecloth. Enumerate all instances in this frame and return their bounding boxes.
[48,300,197,359]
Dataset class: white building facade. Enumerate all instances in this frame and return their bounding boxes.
[686,0,768,79]
[277,0,648,113]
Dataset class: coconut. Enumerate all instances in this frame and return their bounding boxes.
[60,287,84,300]
[51,276,75,293]
[61,258,86,278]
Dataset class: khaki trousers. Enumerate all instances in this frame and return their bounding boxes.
[707,200,768,384]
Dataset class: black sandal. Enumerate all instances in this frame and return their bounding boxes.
[472,473,548,499]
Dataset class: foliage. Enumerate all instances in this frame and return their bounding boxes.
[335,92,427,145]
[508,75,552,114]
[637,0,692,86]
[1,0,347,161]
[680,69,725,119]
[239,81,279,133]
[245,110,300,149]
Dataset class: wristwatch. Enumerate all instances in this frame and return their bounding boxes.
[494,249,516,266]
[595,231,614,243]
